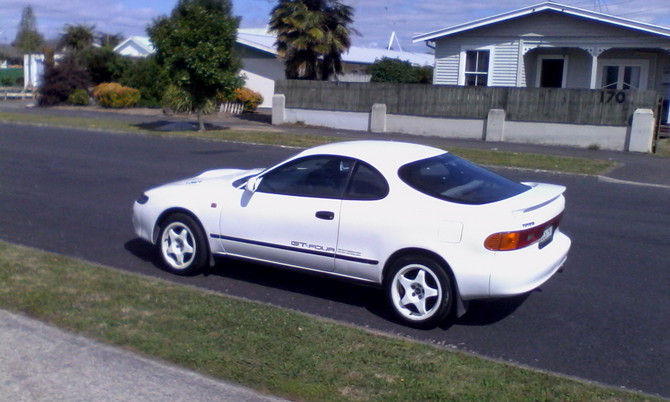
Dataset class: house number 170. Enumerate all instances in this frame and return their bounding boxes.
[600,90,626,104]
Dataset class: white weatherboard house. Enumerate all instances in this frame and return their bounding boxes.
[114,31,433,108]
[412,1,670,123]
[113,36,155,58]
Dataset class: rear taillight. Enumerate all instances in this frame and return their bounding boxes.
[485,213,563,251]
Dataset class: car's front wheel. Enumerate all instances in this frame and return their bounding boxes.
[386,255,453,327]
[158,213,209,275]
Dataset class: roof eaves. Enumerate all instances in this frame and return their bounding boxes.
[412,1,670,42]
[236,36,278,55]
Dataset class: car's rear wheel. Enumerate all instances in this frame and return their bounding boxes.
[386,255,453,327]
[158,213,208,275]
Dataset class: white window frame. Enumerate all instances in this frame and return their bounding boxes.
[458,46,494,86]
[596,59,649,90]
[536,55,569,88]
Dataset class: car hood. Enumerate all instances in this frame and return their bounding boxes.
[148,168,262,193]
[195,168,262,181]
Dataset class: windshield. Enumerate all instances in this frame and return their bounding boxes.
[398,153,530,205]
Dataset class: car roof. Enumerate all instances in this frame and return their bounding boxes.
[297,141,446,171]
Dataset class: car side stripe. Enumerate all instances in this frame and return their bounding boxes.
[210,234,378,266]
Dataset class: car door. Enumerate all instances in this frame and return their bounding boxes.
[334,162,391,281]
[217,155,354,272]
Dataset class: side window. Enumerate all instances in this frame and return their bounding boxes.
[464,50,490,86]
[344,162,388,200]
[257,156,353,199]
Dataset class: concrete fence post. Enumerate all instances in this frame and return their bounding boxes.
[369,103,387,133]
[272,94,286,125]
[485,109,506,142]
[628,108,655,153]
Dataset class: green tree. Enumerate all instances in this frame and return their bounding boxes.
[148,0,243,131]
[13,6,44,89]
[59,24,95,52]
[269,0,356,80]
[78,47,129,85]
[368,57,432,84]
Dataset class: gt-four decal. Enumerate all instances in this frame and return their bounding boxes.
[211,234,378,265]
[336,248,362,257]
[291,241,335,253]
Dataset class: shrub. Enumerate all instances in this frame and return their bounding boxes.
[368,57,433,84]
[234,87,263,112]
[162,85,216,114]
[38,54,91,106]
[68,88,90,105]
[119,56,165,108]
[92,82,140,108]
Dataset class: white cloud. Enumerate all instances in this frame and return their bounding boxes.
[1,0,164,42]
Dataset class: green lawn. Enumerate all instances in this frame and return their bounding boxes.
[0,241,658,401]
[656,137,670,157]
[0,68,23,86]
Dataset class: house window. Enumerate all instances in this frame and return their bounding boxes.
[464,50,490,86]
[599,60,648,90]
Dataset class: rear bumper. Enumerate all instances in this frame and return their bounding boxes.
[487,232,571,297]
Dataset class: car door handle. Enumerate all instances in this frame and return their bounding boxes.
[315,211,335,220]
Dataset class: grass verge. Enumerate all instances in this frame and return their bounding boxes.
[0,240,658,401]
[655,137,670,157]
[0,111,615,175]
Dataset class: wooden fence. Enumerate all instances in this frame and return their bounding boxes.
[275,80,662,127]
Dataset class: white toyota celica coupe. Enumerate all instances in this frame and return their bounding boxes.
[133,140,571,327]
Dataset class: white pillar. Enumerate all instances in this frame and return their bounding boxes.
[272,94,285,125]
[369,103,387,133]
[485,109,506,142]
[628,108,655,153]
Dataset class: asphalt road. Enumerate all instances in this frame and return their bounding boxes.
[1,122,669,398]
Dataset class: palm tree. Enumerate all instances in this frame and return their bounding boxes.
[97,32,124,50]
[59,24,95,52]
[269,0,356,80]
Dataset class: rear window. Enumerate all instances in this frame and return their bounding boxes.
[398,153,530,205]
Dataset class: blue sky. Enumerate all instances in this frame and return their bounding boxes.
[1,0,669,52]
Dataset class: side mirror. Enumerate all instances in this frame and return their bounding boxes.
[245,175,261,192]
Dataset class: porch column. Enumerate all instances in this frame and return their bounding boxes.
[585,47,608,89]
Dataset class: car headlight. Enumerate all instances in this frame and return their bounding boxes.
[136,193,149,205]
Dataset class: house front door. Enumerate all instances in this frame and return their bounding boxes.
[537,55,568,88]
[539,58,565,88]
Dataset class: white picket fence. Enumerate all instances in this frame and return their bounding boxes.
[0,87,35,100]
[219,102,244,115]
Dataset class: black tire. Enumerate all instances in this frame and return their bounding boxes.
[385,255,453,328]
[157,213,209,275]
